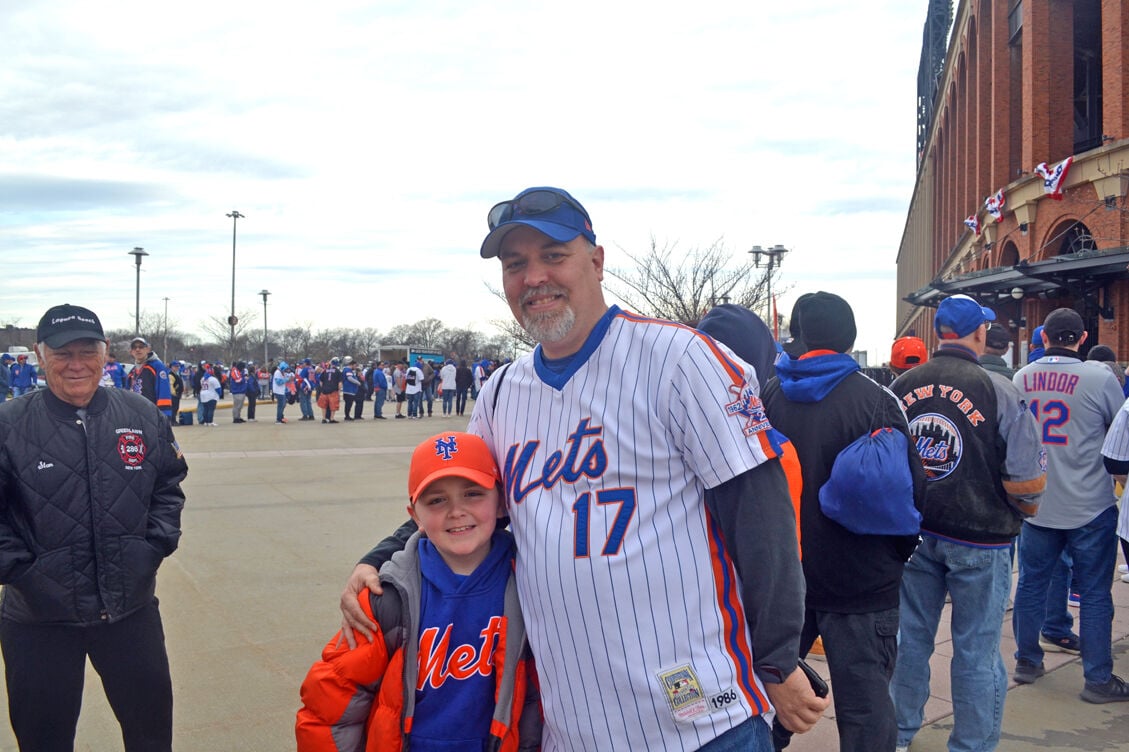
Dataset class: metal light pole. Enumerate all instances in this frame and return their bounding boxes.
[748,244,789,338]
[259,290,271,366]
[162,297,170,360]
[226,210,245,351]
[127,247,149,336]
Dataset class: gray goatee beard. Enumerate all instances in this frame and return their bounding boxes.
[520,288,576,345]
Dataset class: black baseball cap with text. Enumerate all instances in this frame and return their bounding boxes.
[36,304,106,348]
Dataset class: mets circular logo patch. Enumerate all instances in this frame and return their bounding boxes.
[117,432,147,467]
[908,413,962,480]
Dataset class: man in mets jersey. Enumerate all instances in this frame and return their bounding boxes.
[1011,307,1129,703]
[341,187,828,750]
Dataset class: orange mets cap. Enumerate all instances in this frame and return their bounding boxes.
[408,432,501,503]
[890,336,928,370]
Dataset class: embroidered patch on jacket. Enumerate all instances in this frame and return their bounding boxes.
[907,413,962,480]
[117,431,147,469]
[724,384,771,437]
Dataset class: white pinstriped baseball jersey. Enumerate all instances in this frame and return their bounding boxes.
[1100,395,1129,541]
[469,306,781,751]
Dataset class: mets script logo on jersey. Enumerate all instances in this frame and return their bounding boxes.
[907,413,962,480]
[433,434,459,460]
[724,383,771,437]
[115,428,147,469]
[416,616,504,690]
[503,418,607,505]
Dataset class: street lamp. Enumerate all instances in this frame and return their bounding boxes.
[127,247,149,336]
[259,290,271,366]
[748,244,789,337]
[226,210,245,351]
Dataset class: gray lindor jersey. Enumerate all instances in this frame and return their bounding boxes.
[1014,355,1124,528]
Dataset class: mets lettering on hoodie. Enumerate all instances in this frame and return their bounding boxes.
[900,383,985,426]
[503,418,608,505]
[1020,371,1079,395]
[417,616,504,689]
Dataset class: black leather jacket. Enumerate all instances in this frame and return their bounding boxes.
[0,387,188,625]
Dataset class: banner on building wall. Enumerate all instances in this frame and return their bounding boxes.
[985,189,1005,222]
[1034,156,1074,200]
[964,214,981,235]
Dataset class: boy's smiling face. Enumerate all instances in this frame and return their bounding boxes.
[408,477,503,575]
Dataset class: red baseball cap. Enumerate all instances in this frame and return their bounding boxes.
[891,336,928,370]
[408,432,501,503]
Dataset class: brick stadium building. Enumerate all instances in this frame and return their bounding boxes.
[896,0,1129,365]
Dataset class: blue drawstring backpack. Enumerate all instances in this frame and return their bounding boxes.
[818,402,921,536]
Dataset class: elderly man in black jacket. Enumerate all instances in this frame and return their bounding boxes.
[0,304,188,752]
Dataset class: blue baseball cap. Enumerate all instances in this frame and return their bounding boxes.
[480,186,596,258]
[934,295,996,339]
[1030,325,1044,347]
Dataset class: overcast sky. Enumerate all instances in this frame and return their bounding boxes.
[2,0,926,362]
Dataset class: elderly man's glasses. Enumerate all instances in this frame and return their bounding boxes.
[487,189,590,231]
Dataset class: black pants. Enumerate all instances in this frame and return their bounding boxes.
[791,607,899,752]
[456,387,470,416]
[246,391,257,420]
[343,394,356,417]
[0,600,173,752]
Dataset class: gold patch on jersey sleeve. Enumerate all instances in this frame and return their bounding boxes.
[655,664,710,722]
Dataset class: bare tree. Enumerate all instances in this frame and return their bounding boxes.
[604,238,774,327]
[198,310,258,362]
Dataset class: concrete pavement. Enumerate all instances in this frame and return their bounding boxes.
[1,402,1128,750]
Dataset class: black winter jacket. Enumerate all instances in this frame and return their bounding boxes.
[0,387,187,625]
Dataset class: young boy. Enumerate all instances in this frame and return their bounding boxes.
[296,432,540,752]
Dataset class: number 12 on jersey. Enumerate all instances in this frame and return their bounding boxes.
[573,488,637,557]
[1029,399,1071,445]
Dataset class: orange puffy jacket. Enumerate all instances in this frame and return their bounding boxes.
[296,536,541,752]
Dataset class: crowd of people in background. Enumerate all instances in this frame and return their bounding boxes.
[0,342,508,427]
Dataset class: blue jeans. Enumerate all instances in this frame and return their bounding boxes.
[200,400,216,424]
[275,394,287,422]
[698,716,771,752]
[299,391,314,419]
[892,535,1011,751]
[442,390,454,415]
[407,391,422,418]
[1041,552,1075,640]
[1012,506,1118,684]
[372,389,386,418]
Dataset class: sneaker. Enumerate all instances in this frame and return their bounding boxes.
[375,416,386,420]
[1080,674,1129,704]
[1013,659,1045,684]
[329,419,339,424]
[1068,592,1080,608]
[1120,564,1128,575]
[1040,633,1080,655]
[1122,574,1129,584]
[895,745,910,752]
[322,419,329,424]
[276,418,287,424]
[233,418,245,424]
[343,417,354,421]
[395,415,405,419]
